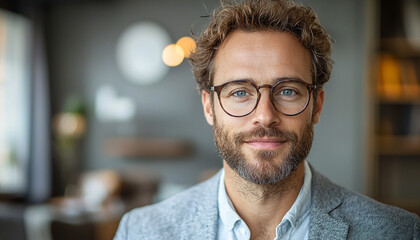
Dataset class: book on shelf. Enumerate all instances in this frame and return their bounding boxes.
[378,104,412,135]
[378,54,402,98]
[378,54,420,100]
[401,60,420,98]
[409,105,420,135]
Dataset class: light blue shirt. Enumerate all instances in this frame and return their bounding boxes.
[217,161,312,240]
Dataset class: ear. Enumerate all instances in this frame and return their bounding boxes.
[201,90,214,126]
[312,88,324,124]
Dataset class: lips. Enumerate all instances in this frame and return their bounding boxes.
[244,138,287,150]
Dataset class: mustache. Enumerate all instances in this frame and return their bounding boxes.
[235,126,298,144]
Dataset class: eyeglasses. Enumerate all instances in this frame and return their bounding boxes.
[210,78,317,117]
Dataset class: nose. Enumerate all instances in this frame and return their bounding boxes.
[251,88,281,128]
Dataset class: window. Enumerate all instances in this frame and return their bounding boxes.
[0,10,30,195]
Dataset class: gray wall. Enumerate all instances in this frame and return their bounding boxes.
[47,0,369,193]
[299,0,369,194]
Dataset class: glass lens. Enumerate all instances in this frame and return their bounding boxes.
[272,81,309,115]
[220,82,258,116]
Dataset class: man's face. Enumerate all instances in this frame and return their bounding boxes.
[201,31,324,185]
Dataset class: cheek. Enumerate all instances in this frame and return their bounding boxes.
[213,109,250,133]
[284,113,312,134]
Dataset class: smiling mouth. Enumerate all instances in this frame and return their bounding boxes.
[244,138,287,150]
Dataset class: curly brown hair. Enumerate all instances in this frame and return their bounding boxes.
[189,0,333,93]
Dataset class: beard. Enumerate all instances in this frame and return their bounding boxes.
[213,121,314,185]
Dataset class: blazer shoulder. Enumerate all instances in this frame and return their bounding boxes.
[341,188,416,218]
[338,186,419,238]
[115,171,221,239]
[311,168,419,239]
[312,166,416,218]
[128,176,216,222]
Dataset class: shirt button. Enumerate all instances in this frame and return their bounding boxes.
[240,227,247,235]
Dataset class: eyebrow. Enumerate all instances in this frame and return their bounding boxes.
[273,77,306,82]
[220,76,306,85]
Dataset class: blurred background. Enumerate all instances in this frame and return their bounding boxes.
[0,0,419,239]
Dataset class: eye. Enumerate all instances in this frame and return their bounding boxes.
[280,89,296,96]
[232,90,248,97]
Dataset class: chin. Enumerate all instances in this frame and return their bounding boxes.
[235,154,295,185]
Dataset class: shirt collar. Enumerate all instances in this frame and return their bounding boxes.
[217,161,312,230]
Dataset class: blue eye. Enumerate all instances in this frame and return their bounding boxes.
[280,89,295,96]
[233,90,247,97]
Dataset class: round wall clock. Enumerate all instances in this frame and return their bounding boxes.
[116,21,171,85]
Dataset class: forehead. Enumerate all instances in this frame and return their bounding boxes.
[213,30,312,85]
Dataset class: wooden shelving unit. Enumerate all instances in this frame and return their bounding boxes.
[104,137,194,158]
[379,97,420,105]
[378,135,420,156]
[371,0,420,216]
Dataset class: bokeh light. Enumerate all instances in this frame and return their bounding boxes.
[162,44,184,67]
[54,113,86,138]
[176,36,196,58]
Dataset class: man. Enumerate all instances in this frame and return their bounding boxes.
[114,0,420,239]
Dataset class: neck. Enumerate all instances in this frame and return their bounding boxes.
[223,161,305,239]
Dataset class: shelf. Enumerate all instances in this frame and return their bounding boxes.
[379,96,420,104]
[381,38,420,57]
[104,137,194,158]
[370,0,420,210]
[377,135,420,155]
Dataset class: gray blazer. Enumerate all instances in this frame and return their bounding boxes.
[114,167,420,240]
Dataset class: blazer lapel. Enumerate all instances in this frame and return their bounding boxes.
[309,207,349,240]
[308,166,349,240]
